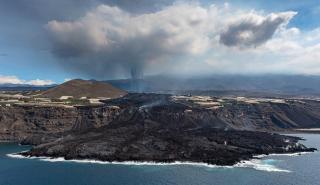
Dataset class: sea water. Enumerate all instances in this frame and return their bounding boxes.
[1,134,319,185]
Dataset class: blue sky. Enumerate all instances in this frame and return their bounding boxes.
[0,0,320,84]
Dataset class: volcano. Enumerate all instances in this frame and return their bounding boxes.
[39,79,127,99]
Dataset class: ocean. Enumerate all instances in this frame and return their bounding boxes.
[0,134,319,185]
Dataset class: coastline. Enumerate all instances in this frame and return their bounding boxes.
[0,140,17,143]
[6,151,314,173]
[276,129,320,135]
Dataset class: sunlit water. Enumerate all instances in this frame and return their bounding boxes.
[1,134,319,185]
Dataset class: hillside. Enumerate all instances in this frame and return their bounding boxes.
[2,93,320,145]
[39,79,127,99]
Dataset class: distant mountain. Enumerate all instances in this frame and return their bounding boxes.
[39,79,127,99]
[0,83,54,91]
[107,75,320,96]
[2,75,319,96]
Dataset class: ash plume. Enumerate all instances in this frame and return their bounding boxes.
[45,3,296,79]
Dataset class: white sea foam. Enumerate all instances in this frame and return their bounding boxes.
[254,151,313,158]
[6,153,229,168]
[6,152,296,172]
[6,153,26,159]
[234,159,291,172]
[6,153,47,160]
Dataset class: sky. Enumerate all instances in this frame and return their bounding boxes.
[0,0,320,85]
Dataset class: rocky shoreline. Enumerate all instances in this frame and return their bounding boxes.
[9,150,313,170]
[20,130,316,166]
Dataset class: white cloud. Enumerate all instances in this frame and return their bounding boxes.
[0,76,24,84]
[64,78,72,82]
[219,11,296,47]
[0,75,55,86]
[48,3,294,58]
[204,25,320,75]
[45,2,320,77]
[26,79,55,86]
[46,3,214,57]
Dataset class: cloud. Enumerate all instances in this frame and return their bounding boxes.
[64,78,72,82]
[46,3,216,79]
[46,2,318,78]
[0,75,55,85]
[0,76,23,84]
[219,12,297,47]
[203,24,320,75]
[26,79,55,86]
[2,1,320,79]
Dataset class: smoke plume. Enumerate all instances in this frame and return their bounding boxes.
[46,3,296,79]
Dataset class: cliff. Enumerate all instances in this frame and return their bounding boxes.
[1,93,320,145]
[1,93,319,165]
[0,105,120,144]
[20,93,317,165]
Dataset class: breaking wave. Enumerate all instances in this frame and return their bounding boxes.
[254,151,312,158]
[7,151,313,173]
[6,153,228,168]
[234,159,290,172]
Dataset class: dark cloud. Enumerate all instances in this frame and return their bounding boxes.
[45,3,298,79]
[0,0,173,49]
[0,0,172,22]
[220,12,296,47]
[46,4,211,79]
[0,0,304,79]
